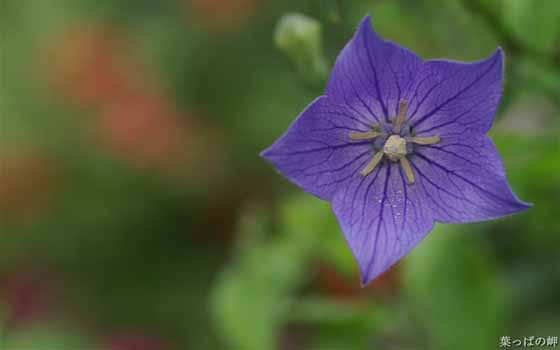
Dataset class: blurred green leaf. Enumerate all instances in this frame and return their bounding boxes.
[211,197,329,350]
[502,0,560,55]
[515,56,560,103]
[318,232,356,278]
[293,297,398,350]
[317,0,342,23]
[290,297,383,326]
[403,225,509,350]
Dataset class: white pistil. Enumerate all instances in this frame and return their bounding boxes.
[399,157,415,184]
[359,151,384,176]
[383,135,407,162]
[411,136,441,145]
[392,100,408,133]
[349,130,382,140]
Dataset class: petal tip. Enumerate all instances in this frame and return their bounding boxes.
[487,47,504,66]
[495,47,505,72]
[259,147,270,159]
[259,147,272,162]
[360,14,372,24]
[359,268,384,288]
[359,272,371,288]
[358,261,381,288]
[508,190,533,213]
[260,144,279,165]
[516,199,533,211]
[357,14,374,33]
[493,46,504,62]
[494,196,532,219]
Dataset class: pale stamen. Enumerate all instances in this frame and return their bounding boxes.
[349,130,382,141]
[411,136,441,145]
[359,151,384,176]
[399,157,415,184]
[392,100,407,133]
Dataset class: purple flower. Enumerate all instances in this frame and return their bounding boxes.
[261,15,530,286]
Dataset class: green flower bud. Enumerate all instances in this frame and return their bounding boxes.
[274,13,328,89]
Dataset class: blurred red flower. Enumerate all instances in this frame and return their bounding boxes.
[97,93,188,171]
[45,25,138,107]
[44,25,224,180]
[0,267,57,327]
[97,92,224,181]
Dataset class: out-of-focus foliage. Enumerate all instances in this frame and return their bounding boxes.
[211,198,323,349]
[403,225,509,350]
[502,0,560,55]
[1,0,559,349]
[3,326,94,350]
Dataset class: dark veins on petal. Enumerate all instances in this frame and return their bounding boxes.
[411,53,500,129]
[262,15,529,287]
[362,25,389,119]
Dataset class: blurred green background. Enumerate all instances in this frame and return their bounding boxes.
[0,0,559,349]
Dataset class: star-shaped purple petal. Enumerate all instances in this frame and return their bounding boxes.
[261,15,530,286]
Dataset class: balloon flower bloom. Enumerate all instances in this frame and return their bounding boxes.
[262,15,530,286]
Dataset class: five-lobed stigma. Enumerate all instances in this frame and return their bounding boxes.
[348,100,441,184]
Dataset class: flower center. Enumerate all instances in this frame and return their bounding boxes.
[383,135,407,162]
[348,100,441,185]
